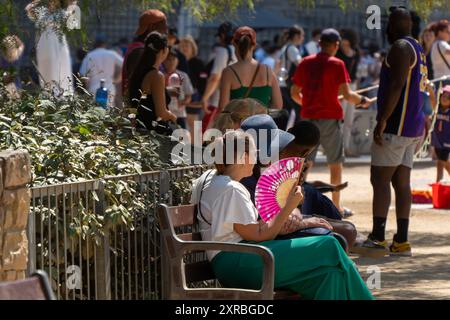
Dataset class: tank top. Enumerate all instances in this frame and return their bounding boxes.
[134,67,172,134]
[377,37,428,138]
[229,64,272,107]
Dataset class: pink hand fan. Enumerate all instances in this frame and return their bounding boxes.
[255,157,305,222]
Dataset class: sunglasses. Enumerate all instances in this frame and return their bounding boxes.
[389,5,407,13]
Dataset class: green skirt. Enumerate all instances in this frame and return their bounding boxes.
[211,236,374,300]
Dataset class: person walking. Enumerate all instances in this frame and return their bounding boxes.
[128,32,177,134]
[430,20,450,85]
[336,29,361,157]
[303,28,322,57]
[26,0,74,97]
[179,36,205,140]
[290,28,375,217]
[420,23,436,81]
[79,35,123,107]
[361,8,429,257]
[162,47,194,129]
[200,22,237,132]
[278,25,304,128]
[218,26,282,111]
[122,9,168,96]
[167,27,189,74]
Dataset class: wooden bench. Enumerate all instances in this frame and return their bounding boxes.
[158,204,299,300]
[0,270,56,300]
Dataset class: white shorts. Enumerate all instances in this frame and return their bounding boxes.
[371,134,421,168]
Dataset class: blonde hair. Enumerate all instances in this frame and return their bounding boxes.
[180,35,198,57]
[213,98,267,133]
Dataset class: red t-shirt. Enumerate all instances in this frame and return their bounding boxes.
[122,41,145,94]
[292,52,350,120]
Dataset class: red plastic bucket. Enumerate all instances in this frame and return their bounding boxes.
[431,183,450,209]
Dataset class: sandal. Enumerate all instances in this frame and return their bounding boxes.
[340,207,354,218]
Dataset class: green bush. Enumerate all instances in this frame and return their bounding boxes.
[0,80,181,239]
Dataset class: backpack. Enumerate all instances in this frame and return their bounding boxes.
[197,45,232,96]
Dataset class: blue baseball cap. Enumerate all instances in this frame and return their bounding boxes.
[241,114,295,163]
[320,28,341,43]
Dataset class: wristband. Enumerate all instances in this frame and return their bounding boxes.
[359,96,367,105]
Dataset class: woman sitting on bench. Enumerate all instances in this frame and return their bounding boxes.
[191,130,373,300]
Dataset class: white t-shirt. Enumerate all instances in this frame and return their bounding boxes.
[190,170,259,260]
[305,40,321,56]
[167,70,194,118]
[79,48,123,98]
[262,56,276,70]
[431,40,450,79]
[279,43,302,87]
[209,45,237,107]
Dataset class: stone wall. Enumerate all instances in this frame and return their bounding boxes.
[0,150,31,282]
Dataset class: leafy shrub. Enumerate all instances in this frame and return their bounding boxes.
[0,80,180,237]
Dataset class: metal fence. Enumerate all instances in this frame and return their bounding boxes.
[27,166,207,300]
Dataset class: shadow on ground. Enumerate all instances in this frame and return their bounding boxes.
[353,232,450,300]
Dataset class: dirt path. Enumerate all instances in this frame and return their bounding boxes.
[310,162,450,300]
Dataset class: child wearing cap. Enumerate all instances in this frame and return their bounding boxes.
[432,85,450,182]
[163,48,194,129]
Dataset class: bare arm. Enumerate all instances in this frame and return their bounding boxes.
[339,83,376,108]
[25,1,40,21]
[290,84,303,106]
[180,94,192,107]
[373,39,414,145]
[144,71,177,122]
[427,82,437,110]
[378,40,414,122]
[218,68,232,113]
[269,69,283,109]
[201,73,221,110]
[234,186,304,242]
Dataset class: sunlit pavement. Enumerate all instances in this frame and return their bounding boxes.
[311,160,450,300]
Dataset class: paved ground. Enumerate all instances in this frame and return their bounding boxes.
[310,161,450,300]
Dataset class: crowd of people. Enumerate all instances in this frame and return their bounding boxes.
[2,2,450,300]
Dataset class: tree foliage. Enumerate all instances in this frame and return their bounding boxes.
[0,0,449,43]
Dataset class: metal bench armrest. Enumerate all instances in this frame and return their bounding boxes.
[177,240,275,297]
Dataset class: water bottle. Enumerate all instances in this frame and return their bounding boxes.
[168,73,181,111]
[95,79,108,109]
[277,67,289,83]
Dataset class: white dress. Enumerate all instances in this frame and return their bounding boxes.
[32,7,73,96]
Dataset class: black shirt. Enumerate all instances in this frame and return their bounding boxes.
[336,49,360,82]
[187,57,205,92]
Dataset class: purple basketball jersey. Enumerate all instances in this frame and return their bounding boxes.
[432,107,450,150]
[377,37,428,138]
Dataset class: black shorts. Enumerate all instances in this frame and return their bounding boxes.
[435,148,450,161]
[176,117,187,129]
[186,107,202,115]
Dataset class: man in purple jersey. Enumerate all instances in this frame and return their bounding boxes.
[354,8,428,257]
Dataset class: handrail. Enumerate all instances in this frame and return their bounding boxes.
[337,75,450,100]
